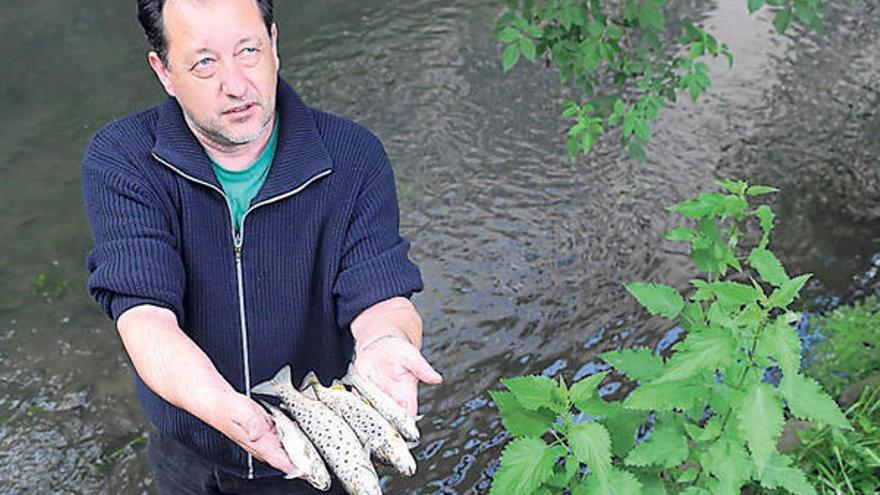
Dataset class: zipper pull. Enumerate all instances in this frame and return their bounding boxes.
[234,230,243,260]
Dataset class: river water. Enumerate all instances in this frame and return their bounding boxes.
[0,0,878,493]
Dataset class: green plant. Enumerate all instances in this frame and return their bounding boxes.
[489,180,851,494]
[495,0,825,159]
[791,385,880,495]
[807,296,880,398]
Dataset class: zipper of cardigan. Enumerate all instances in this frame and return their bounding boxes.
[152,153,332,479]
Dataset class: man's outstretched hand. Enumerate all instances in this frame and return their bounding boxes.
[214,390,297,474]
[354,336,442,418]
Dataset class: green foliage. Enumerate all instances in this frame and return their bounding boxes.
[806,296,880,397]
[495,1,825,159]
[490,181,852,494]
[790,385,880,495]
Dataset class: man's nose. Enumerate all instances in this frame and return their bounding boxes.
[219,62,248,100]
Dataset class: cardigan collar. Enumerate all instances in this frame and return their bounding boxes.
[152,77,333,203]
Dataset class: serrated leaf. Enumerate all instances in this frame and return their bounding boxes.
[490,390,557,437]
[779,374,851,429]
[703,438,753,493]
[737,383,784,473]
[755,205,774,246]
[581,467,644,495]
[664,226,694,242]
[773,8,793,33]
[604,407,646,457]
[501,375,564,412]
[656,327,736,383]
[767,274,811,309]
[497,27,519,43]
[600,348,665,382]
[716,179,747,195]
[638,472,668,494]
[711,281,760,306]
[519,37,537,61]
[625,283,685,318]
[571,371,609,412]
[748,0,765,14]
[569,422,612,480]
[502,43,521,71]
[545,453,579,488]
[748,248,789,287]
[746,185,778,196]
[488,437,561,495]
[755,320,801,377]
[625,425,688,468]
[759,453,818,495]
[668,192,725,219]
[623,378,705,411]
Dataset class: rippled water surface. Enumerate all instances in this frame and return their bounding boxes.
[1,0,878,493]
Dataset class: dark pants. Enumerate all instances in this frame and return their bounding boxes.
[147,428,347,495]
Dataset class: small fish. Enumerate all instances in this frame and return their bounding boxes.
[252,365,382,495]
[342,363,420,443]
[258,399,332,491]
[302,372,416,477]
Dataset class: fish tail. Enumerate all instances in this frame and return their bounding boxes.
[340,362,357,386]
[256,398,280,415]
[252,364,293,397]
[300,371,322,392]
[330,379,347,391]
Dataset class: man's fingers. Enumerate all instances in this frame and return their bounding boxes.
[404,349,443,385]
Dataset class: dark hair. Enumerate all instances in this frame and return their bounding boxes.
[136,0,274,66]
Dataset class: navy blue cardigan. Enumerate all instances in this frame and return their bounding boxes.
[81,78,423,479]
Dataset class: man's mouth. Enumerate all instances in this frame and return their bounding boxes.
[224,102,257,115]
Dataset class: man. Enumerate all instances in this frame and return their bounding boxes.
[81,0,442,493]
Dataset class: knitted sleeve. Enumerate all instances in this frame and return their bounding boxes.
[332,137,423,329]
[81,130,186,324]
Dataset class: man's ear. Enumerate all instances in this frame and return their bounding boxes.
[147,51,176,97]
[270,23,280,71]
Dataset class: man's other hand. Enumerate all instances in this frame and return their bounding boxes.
[215,390,297,474]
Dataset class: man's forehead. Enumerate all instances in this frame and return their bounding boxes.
[163,0,268,54]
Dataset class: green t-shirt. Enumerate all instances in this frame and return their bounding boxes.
[211,120,279,233]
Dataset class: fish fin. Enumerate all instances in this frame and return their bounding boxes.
[300,371,322,392]
[330,379,347,391]
[252,365,293,397]
[283,466,305,480]
[341,362,357,386]
[415,414,424,422]
[406,440,420,449]
[301,386,318,400]
[256,399,280,415]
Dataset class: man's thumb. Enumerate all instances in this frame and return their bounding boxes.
[231,399,267,442]
[405,350,443,385]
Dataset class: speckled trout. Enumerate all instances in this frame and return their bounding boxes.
[342,363,420,443]
[258,400,332,490]
[252,366,382,495]
[302,372,416,477]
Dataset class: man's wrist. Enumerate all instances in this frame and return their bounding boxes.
[351,297,422,350]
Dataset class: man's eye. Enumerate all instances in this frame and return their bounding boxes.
[241,47,259,56]
[197,58,214,67]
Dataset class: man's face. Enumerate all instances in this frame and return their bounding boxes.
[149,0,279,149]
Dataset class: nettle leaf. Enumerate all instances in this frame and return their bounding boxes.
[489,390,557,437]
[604,407,646,457]
[581,468,644,495]
[489,437,560,495]
[519,36,538,61]
[545,453,579,488]
[624,378,706,411]
[747,185,778,196]
[637,472,669,495]
[502,43,521,71]
[747,0,765,14]
[703,437,753,493]
[766,274,811,309]
[570,371,609,412]
[625,283,684,318]
[779,373,851,429]
[501,375,565,412]
[710,281,760,306]
[497,27,519,43]
[625,424,688,468]
[748,248,788,287]
[569,422,613,480]
[656,327,736,383]
[668,192,725,219]
[600,348,665,382]
[737,383,784,473]
[716,178,746,195]
[755,205,774,248]
[759,453,818,495]
[755,320,801,377]
[664,226,694,242]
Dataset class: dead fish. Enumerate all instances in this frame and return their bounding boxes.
[342,363,420,443]
[252,365,382,495]
[258,399,332,491]
[302,372,416,477]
